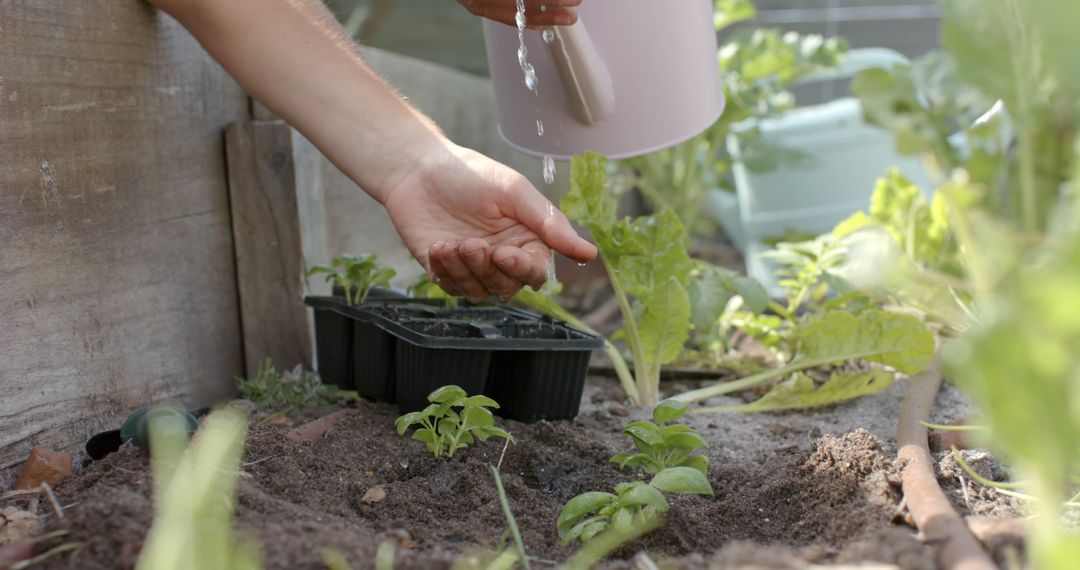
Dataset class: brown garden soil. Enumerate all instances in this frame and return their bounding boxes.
[29,376,1022,570]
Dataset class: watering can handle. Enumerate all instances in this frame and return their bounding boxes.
[544,19,616,125]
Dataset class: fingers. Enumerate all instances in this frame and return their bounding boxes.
[459,0,580,28]
[428,239,532,302]
[430,241,490,303]
[499,177,599,264]
[459,238,526,301]
[493,243,550,291]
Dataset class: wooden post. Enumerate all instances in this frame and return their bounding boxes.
[224,121,328,376]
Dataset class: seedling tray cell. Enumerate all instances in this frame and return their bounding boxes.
[303,296,603,421]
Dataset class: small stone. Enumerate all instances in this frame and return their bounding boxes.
[609,406,630,417]
[286,409,351,443]
[364,470,375,477]
[0,508,41,545]
[361,486,387,505]
[267,416,294,427]
[13,448,72,490]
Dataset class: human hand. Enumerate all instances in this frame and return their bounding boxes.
[381,142,597,302]
[456,0,581,28]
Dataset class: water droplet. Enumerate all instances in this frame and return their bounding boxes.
[524,65,536,91]
[536,119,544,137]
[543,156,556,185]
[577,262,586,267]
[539,4,548,12]
[547,202,556,217]
[542,28,555,44]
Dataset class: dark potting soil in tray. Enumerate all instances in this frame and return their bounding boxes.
[33,378,1021,570]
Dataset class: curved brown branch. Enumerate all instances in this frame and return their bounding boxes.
[897,360,999,570]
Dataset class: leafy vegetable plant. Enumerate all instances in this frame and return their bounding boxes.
[611,400,708,476]
[557,467,713,545]
[556,152,693,407]
[676,308,934,410]
[308,253,396,306]
[394,385,513,458]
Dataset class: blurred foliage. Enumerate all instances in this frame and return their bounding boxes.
[236,359,361,409]
[621,0,848,238]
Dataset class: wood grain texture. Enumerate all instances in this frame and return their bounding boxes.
[0,1,249,472]
[225,122,321,376]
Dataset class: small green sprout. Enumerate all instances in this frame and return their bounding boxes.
[557,467,713,544]
[610,400,709,476]
[394,385,513,458]
[407,274,459,308]
[235,359,360,409]
[308,253,396,306]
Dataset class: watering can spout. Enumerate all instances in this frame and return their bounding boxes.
[545,20,616,126]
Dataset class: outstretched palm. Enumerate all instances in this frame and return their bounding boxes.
[382,144,595,302]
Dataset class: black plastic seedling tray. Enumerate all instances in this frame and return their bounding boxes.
[303,296,603,421]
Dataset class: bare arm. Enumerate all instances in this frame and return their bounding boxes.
[150,0,439,201]
[149,0,596,301]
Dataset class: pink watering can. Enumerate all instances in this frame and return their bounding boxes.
[482,1,724,160]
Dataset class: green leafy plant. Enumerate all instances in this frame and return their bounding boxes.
[235,359,359,409]
[556,153,694,407]
[619,0,848,238]
[395,385,513,458]
[308,253,396,306]
[676,308,934,410]
[610,400,709,476]
[557,467,713,545]
[407,274,459,308]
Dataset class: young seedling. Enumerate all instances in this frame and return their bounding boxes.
[394,385,513,458]
[235,359,360,411]
[557,467,713,545]
[610,400,709,476]
[308,253,396,307]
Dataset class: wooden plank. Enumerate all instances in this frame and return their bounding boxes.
[225,122,323,376]
[0,1,250,474]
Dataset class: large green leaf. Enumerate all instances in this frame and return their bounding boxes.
[562,152,616,228]
[608,210,693,299]
[797,309,934,374]
[638,277,692,370]
[722,370,895,413]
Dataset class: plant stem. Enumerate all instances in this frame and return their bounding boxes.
[490,466,531,570]
[603,256,653,406]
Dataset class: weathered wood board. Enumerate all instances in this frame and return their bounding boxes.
[0,1,250,475]
[225,122,326,376]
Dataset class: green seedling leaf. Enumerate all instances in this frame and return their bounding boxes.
[723,370,896,413]
[650,467,715,496]
[652,399,688,424]
[395,385,512,458]
[558,492,617,537]
[429,385,467,403]
[623,422,662,446]
[615,483,669,511]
